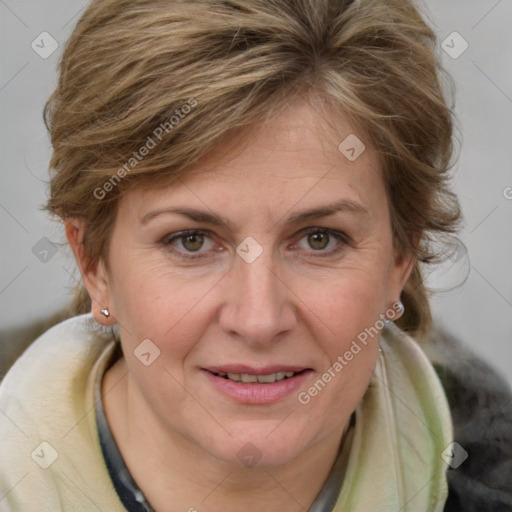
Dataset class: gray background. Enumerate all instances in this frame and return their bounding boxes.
[1,0,511,383]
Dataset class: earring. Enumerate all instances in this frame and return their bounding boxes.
[384,300,404,323]
[394,300,405,319]
[101,308,110,318]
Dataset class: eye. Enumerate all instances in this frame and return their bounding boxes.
[161,230,217,259]
[293,228,348,255]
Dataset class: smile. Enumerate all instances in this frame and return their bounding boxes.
[202,366,312,404]
[212,371,298,383]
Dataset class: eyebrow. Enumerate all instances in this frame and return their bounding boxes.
[284,199,369,225]
[140,199,369,230]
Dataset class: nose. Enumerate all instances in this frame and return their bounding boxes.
[218,249,297,347]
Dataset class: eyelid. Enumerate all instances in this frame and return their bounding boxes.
[161,229,211,244]
[298,226,349,242]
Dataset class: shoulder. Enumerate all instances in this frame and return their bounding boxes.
[0,314,120,511]
[421,327,512,512]
[0,313,112,404]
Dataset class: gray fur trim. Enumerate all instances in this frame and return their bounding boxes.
[423,327,512,512]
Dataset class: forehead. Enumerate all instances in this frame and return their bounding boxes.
[118,100,385,220]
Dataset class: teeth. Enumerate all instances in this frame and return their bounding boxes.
[257,374,276,383]
[217,371,297,383]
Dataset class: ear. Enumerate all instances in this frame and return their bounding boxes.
[65,219,116,325]
[387,250,416,309]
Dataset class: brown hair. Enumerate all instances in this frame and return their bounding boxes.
[44,0,461,337]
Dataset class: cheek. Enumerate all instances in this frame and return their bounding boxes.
[109,255,224,362]
[295,275,384,427]
[300,268,388,355]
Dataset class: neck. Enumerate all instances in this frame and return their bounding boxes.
[102,357,347,512]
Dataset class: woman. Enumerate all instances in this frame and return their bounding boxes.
[0,0,510,511]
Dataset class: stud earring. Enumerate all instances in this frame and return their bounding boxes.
[394,300,405,319]
[384,300,404,323]
[101,308,110,318]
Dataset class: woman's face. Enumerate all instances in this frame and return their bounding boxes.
[86,100,412,467]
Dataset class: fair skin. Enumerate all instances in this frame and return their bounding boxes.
[67,100,414,511]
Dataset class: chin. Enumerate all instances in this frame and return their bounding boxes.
[199,423,314,469]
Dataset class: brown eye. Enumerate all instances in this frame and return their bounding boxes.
[162,230,216,259]
[293,228,348,257]
[181,233,204,252]
[307,231,330,250]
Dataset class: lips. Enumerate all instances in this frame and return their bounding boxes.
[201,364,313,404]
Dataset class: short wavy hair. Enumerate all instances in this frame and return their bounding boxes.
[44,0,461,337]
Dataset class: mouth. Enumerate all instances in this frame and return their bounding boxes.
[209,370,305,384]
[201,365,313,404]
[210,370,307,384]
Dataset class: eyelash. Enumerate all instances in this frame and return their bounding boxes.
[161,228,350,261]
